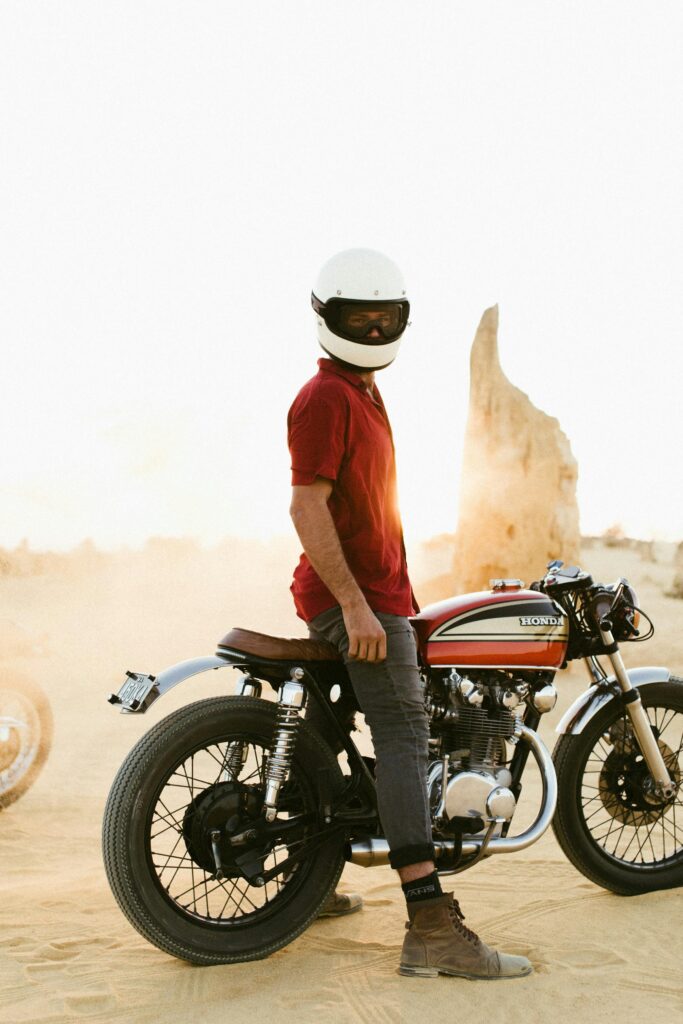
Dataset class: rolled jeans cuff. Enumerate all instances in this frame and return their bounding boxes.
[388,843,437,870]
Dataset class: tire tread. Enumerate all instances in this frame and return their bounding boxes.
[102,696,345,964]
[552,678,683,895]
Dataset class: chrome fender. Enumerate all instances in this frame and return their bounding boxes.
[154,655,236,698]
[555,666,672,735]
[113,656,237,713]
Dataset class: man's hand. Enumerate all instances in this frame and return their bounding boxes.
[342,600,387,663]
[290,478,386,662]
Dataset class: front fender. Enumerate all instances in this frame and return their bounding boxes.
[555,666,672,735]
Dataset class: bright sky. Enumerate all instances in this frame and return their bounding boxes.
[2,2,682,550]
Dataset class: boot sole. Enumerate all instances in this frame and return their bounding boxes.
[399,964,533,980]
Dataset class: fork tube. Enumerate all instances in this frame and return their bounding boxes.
[600,624,675,797]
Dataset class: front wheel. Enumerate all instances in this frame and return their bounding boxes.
[103,696,347,964]
[553,679,683,894]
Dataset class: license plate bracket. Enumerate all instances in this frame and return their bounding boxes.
[108,672,160,714]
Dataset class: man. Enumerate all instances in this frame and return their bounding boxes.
[286,248,532,980]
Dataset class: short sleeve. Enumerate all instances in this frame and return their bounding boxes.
[287,386,348,486]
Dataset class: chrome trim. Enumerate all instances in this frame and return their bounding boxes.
[457,723,557,855]
[439,754,450,820]
[263,679,306,821]
[555,667,671,735]
[220,675,264,780]
[349,837,459,867]
[349,724,557,867]
[438,818,502,876]
[599,637,674,796]
[531,683,558,713]
[154,655,236,698]
[234,674,262,698]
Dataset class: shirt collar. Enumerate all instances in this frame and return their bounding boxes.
[317,357,369,391]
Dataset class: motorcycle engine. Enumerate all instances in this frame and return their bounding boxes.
[424,669,528,836]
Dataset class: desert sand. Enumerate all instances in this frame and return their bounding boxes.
[1,537,682,1023]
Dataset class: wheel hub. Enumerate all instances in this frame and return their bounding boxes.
[182,781,266,876]
[599,727,680,826]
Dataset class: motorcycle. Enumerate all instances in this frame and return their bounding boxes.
[102,559,682,965]
[0,673,53,810]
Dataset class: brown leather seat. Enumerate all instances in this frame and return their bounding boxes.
[217,627,341,662]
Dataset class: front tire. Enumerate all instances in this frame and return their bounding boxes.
[552,679,683,894]
[103,696,346,964]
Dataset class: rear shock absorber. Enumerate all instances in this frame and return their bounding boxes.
[221,674,263,781]
[263,668,307,821]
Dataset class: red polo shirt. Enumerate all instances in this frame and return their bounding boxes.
[287,357,420,622]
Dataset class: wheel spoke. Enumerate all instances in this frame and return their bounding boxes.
[146,732,318,925]
[578,699,683,867]
[656,707,676,737]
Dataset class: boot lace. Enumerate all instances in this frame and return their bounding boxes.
[448,899,480,945]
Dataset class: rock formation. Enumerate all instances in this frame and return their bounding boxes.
[451,305,580,594]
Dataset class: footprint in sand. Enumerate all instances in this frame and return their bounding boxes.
[552,945,627,970]
[33,942,82,962]
[63,987,117,1017]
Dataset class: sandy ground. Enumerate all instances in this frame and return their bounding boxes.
[1,539,682,1023]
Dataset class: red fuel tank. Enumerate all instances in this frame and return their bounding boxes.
[409,583,568,670]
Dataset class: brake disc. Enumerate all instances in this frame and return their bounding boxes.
[599,731,680,827]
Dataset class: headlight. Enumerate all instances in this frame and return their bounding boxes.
[624,584,640,632]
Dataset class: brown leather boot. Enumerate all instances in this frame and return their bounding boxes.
[399,892,532,980]
[317,890,363,918]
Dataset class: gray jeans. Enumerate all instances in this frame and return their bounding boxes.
[305,604,435,870]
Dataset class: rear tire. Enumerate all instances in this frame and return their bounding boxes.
[552,679,683,894]
[103,696,347,964]
[0,673,53,810]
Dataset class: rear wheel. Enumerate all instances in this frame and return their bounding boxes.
[102,696,347,964]
[553,680,683,894]
[0,673,53,810]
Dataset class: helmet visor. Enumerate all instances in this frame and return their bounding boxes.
[312,296,409,343]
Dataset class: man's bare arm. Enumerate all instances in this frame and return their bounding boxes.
[290,479,386,662]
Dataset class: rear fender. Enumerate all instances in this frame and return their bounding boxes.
[156,655,241,696]
[555,666,672,735]
[112,654,246,714]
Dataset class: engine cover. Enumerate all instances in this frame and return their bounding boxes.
[444,769,516,834]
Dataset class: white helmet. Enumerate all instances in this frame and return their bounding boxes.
[311,248,410,370]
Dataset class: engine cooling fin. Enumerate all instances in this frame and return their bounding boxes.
[446,705,516,738]
[439,706,517,767]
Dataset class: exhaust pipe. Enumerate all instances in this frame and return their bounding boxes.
[349,837,458,867]
[348,724,557,866]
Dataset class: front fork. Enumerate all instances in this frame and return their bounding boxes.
[595,626,676,799]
